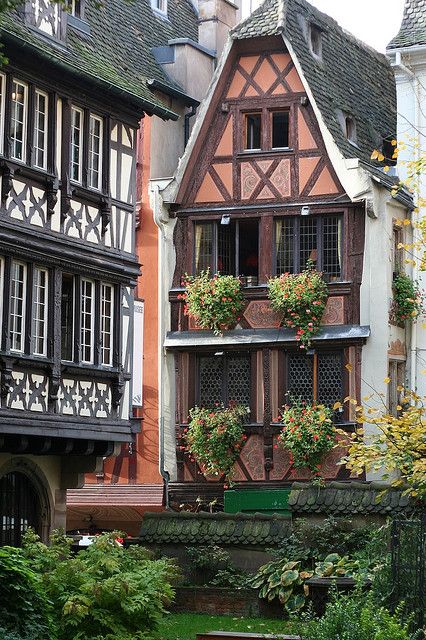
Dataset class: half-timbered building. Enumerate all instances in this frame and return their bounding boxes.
[0,0,191,544]
[152,0,413,511]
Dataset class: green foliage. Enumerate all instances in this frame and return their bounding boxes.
[0,545,54,639]
[209,566,253,589]
[181,270,245,335]
[185,404,249,482]
[268,265,328,348]
[278,400,335,472]
[22,530,178,640]
[306,592,413,640]
[314,553,371,580]
[249,557,313,614]
[186,545,229,571]
[392,273,423,324]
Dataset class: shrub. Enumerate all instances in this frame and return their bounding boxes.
[392,273,423,324]
[278,400,335,472]
[182,270,245,335]
[0,545,54,639]
[306,592,413,640]
[184,404,249,482]
[22,530,179,640]
[268,265,328,348]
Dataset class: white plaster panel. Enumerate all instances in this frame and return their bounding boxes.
[110,148,118,200]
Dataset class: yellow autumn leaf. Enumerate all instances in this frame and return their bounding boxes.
[333,401,342,411]
[370,149,379,160]
[403,219,411,226]
[383,377,391,384]
[383,166,390,173]
[377,153,385,162]
[345,363,353,372]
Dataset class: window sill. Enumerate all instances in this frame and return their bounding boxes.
[237,148,294,159]
[70,183,108,205]
[0,158,57,186]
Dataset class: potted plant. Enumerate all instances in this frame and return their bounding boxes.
[184,403,249,483]
[277,400,336,473]
[181,270,245,336]
[268,265,328,349]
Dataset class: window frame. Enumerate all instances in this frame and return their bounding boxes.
[309,24,323,59]
[244,111,262,151]
[32,266,49,357]
[388,359,405,417]
[33,90,49,170]
[80,277,95,364]
[151,0,167,16]
[88,113,103,191]
[100,282,114,367]
[270,109,290,150]
[11,79,28,163]
[0,73,6,156]
[9,260,27,353]
[274,214,344,280]
[70,105,84,184]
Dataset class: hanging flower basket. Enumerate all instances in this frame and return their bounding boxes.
[184,404,249,483]
[181,270,245,336]
[277,400,336,473]
[392,273,423,325]
[268,265,328,349]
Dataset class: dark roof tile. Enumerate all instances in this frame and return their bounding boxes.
[388,0,426,49]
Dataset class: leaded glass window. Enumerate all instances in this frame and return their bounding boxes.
[198,353,251,412]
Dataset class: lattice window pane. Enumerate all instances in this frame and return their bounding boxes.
[300,218,317,270]
[195,223,213,274]
[323,216,342,279]
[287,354,313,403]
[199,356,223,407]
[218,224,235,275]
[276,219,294,274]
[227,354,251,407]
[317,353,343,406]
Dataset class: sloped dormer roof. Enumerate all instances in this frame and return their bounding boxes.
[231,0,396,165]
[0,0,199,119]
[388,0,426,50]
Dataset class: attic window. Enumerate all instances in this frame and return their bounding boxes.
[345,116,357,144]
[151,0,167,15]
[309,25,322,59]
[69,0,82,18]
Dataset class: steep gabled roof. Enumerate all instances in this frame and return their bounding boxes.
[388,0,426,49]
[0,0,199,119]
[231,0,396,165]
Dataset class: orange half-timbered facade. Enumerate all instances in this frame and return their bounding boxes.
[159,0,411,508]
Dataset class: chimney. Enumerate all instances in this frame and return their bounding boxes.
[198,0,240,59]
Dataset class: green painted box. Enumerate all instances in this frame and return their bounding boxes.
[224,489,291,515]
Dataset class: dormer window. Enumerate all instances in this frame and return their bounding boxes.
[69,0,83,18]
[151,0,167,16]
[345,116,357,144]
[309,24,322,59]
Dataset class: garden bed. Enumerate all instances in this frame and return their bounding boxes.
[172,586,284,618]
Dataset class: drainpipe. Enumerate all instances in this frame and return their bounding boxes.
[411,73,420,392]
[184,104,198,147]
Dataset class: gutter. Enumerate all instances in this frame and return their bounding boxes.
[147,78,200,107]
[1,29,179,121]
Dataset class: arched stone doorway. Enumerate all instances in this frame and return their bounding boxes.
[0,461,51,546]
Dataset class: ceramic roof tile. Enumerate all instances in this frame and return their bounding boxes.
[139,511,291,546]
[0,0,199,118]
[231,0,396,166]
[289,481,416,515]
[388,0,426,49]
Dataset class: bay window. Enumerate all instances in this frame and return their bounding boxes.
[275,214,343,280]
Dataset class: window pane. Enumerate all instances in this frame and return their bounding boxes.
[101,283,113,366]
[199,356,223,407]
[34,92,48,169]
[272,111,289,148]
[317,353,343,407]
[287,354,313,403]
[245,113,261,150]
[239,219,259,280]
[88,115,102,189]
[11,81,27,162]
[227,354,251,408]
[0,75,5,154]
[300,218,317,270]
[276,219,294,274]
[71,107,83,183]
[33,268,48,356]
[195,223,213,273]
[323,216,342,279]
[10,262,26,352]
[61,274,74,361]
[218,223,235,275]
[81,279,93,363]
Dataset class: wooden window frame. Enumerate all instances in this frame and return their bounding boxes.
[88,113,103,191]
[11,79,28,163]
[33,90,49,170]
[243,111,262,151]
[9,260,27,353]
[32,266,49,357]
[100,282,114,367]
[270,109,290,150]
[80,277,95,364]
[70,105,84,184]
[388,359,405,417]
[274,214,344,280]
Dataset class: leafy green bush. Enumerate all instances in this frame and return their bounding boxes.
[250,558,313,613]
[22,529,179,640]
[392,273,423,324]
[306,592,413,640]
[0,545,54,638]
